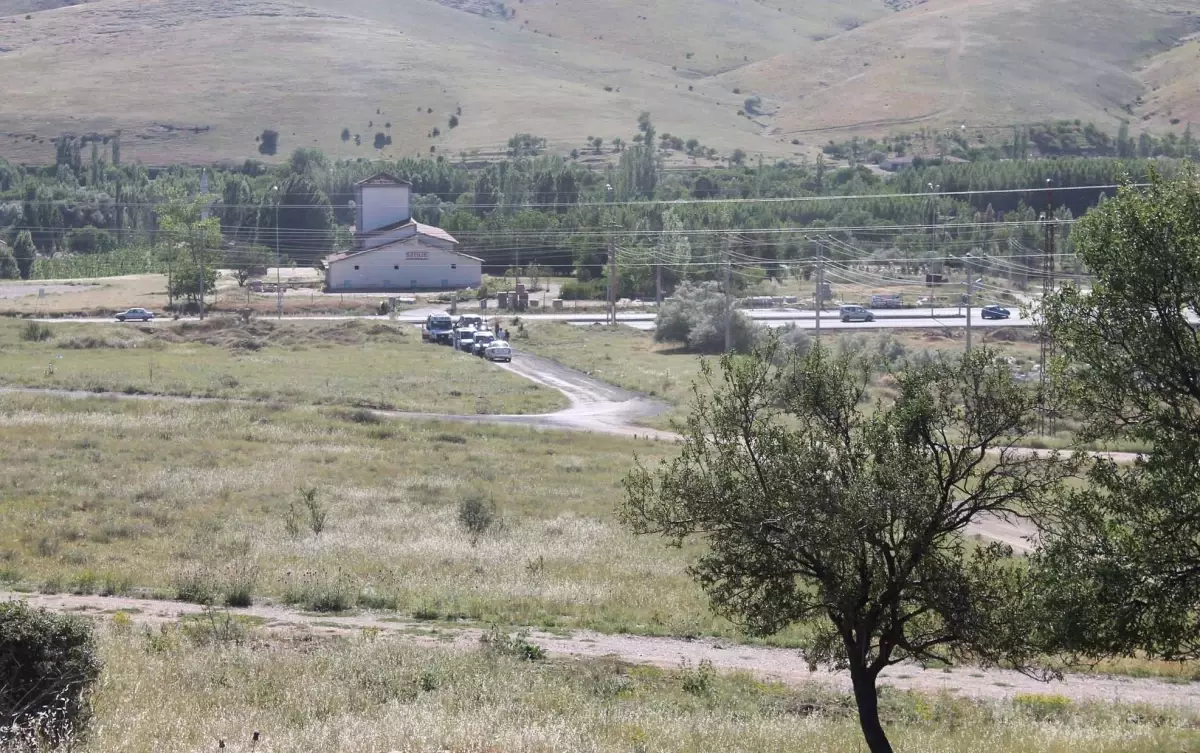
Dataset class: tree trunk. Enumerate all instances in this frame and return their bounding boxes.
[850,666,892,753]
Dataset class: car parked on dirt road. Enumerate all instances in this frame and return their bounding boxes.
[484,340,512,363]
[839,305,875,323]
[981,305,1011,320]
[455,328,478,352]
[115,308,154,322]
[471,332,496,356]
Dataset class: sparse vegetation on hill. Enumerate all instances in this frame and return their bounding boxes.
[0,0,1195,163]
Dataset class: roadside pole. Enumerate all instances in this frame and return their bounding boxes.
[723,234,732,353]
[965,253,974,353]
[273,185,282,320]
[815,251,824,347]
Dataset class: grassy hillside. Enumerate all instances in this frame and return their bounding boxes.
[721,0,1200,139]
[0,0,1195,164]
[1138,35,1200,129]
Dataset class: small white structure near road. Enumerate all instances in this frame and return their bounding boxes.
[324,174,482,291]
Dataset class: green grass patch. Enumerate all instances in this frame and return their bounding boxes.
[0,318,565,415]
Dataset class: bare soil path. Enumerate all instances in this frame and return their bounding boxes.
[6,590,1197,709]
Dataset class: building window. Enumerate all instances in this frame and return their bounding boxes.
[451,263,457,269]
[354,265,360,270]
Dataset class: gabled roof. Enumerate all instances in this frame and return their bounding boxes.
[325,226,478,265]
[414,221,458,245]
[355,219,459,245]
[355,173,413,187]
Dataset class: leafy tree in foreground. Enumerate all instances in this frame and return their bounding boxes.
[1037,171,1200,660]
[13,230,35,280]
[623,344,1073,753]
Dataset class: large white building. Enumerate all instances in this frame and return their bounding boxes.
[324,174,482,291]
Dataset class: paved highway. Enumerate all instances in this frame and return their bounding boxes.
[34,307,1035,331]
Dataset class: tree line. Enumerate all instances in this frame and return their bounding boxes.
[0,115,1191,300]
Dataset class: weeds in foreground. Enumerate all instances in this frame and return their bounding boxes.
[299,487,327,538]
[479,624,546,661]
[680,659,716,697]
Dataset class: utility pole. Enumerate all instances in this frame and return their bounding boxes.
[273,186,282,320]
[815,248,825,347]
[964,253,974,353]
[655,248,663,307]
[1039,179,1056,435]
[606,183,615,325]
[723,234,733,353]
[198,171,209,321]
[928,183,939,321]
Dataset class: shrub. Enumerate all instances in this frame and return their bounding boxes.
[458,493,498,544]
[775,324,812,357]
[258,129,279,156]
[282,571,355,612]
[680,659,715,696]
[299,487,327,537]
[654,281,757,354]
[373,132,387,149]
[559,278,606,300]
[20,321,53,342]
[479,624,545,661]
[0,602,101,746]
[0,243,18,279]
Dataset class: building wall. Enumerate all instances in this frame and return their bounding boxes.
[326,238,481,291]
[356,184,412,234]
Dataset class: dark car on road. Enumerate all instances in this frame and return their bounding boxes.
[980,305,1011,320]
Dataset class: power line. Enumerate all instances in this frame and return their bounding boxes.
[7,182,1136,212]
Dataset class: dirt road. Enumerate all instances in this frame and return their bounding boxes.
[6,590,1195,708]
[0,348,1041,548]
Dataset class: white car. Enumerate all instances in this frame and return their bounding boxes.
[484,340,512,362]
[115,308,154,322]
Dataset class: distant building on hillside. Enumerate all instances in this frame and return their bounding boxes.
[323,174,482,291]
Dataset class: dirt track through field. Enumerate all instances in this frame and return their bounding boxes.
[0,347,1047,549]
[5,590,1197,709]
[3,356,1184,707]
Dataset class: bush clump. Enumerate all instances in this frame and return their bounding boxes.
[19,321,53,342]
[458,493,499,544]
[0,602,101,747]
[654,281,757,354]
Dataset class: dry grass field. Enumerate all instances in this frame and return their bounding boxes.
[0,0,1197,164]
[67,628,1200,753]
[0,392,736,637]
[0,319,565,414]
